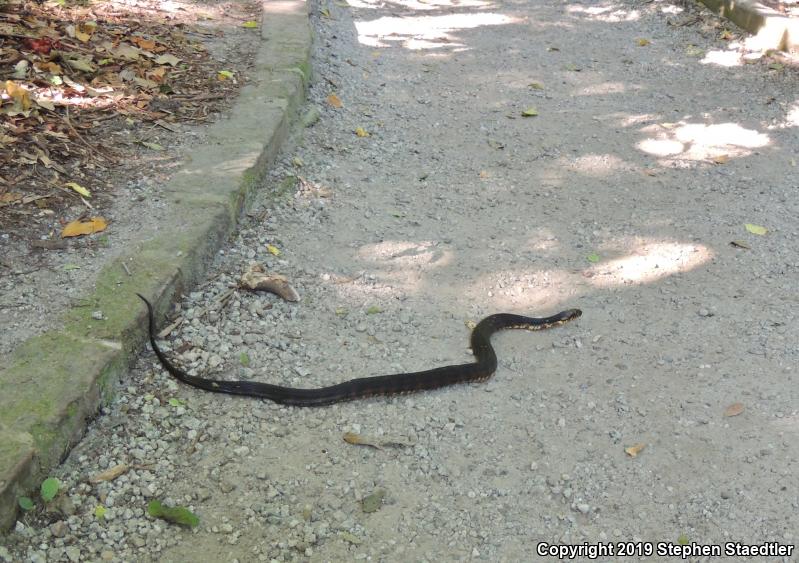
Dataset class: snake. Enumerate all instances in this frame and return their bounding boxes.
[137,293,581,407]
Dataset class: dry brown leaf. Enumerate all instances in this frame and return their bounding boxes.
[4,80,31,110]
[712,154,729,164]
[131,36,157,50]
[326,93,343,108]
[343,432,382,449]
[90,464,129,483]
[239,263,300,301]
[723,402,745,417]
[343,432,413,449]
[624,443,646,457]
[61,217,108,237]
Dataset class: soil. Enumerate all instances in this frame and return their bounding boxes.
[2,0,799,561]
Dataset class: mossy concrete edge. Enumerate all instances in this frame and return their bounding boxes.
[699,0,799,51]
[0,0,312,531]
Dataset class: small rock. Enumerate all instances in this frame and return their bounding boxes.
[50,521,67,538]
[65,546,81,562]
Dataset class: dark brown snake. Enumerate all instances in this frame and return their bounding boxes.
[138,293,581,407]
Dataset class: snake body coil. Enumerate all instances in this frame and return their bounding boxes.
[138,294,581,407]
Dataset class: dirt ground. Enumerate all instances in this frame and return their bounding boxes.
[3,0,799,561]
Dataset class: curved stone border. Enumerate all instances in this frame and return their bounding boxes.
[0,0,312,531]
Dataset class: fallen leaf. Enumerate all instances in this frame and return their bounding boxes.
[4,81,31,111]
[147,500,199,527]
[112,43,140,61]
[769,62,784,71]
[586,252,600,263]
[217,70,234,80]
[242,20,259,28]
[239,263,300,301]
[139,141,163,151]
[343,432,383,449]
[712,154,729,164]
[366,305,381,314]
[361,489,385,513]
[94,505,106,519]
[729,240,750,249]
[723,402,745,417]
[637,38,650,46]
[130,36,157,50]
[75,21,97,42]
[266,244,281,256]
[65,182,91,198]
[719,29,733,40]
[528,82,544,89]
[155,54,181,66]
[326,93,343,108]
[744,223,767,235]
[343,432,413,449]
[292,156,304,167]
[90,464,129,483]
[355,127,370,137]
[624,443,646,457]
[479,170,489,179]
[522,107,539,117]
[64,57,96,72]
[34,98,55,111]
[61,217,108,238]
[320,7,331,17]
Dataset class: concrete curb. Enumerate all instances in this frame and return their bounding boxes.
[699,0,799,51]
[0,0,312,531]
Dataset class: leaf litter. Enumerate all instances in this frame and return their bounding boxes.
[0,0,259,243]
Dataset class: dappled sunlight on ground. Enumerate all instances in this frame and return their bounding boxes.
[357,240,453,268]
[524,228,560,252]
[568,153,629,175]
[637,121,771,161]
[701,48,744,67]
[769,101,799,130]
[355,12,521,49]
[576,82,628,96]
[339,236,713,312]
[566,3,640,22]
[348,0,493,11]
[581,241,712,287]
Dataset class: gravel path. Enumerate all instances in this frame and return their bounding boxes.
[3,0,798,561]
